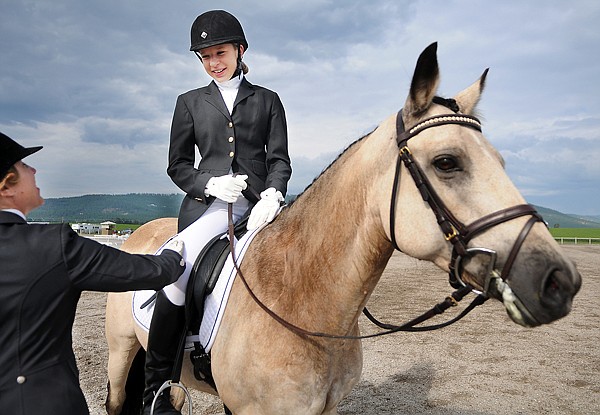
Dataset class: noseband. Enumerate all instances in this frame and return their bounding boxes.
[390,105,544,302]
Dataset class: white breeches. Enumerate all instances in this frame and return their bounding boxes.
[161,197,249,306]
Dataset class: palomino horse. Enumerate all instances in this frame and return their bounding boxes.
[105,43,581,415]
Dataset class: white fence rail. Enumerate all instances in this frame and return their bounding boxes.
[554,237,600,245]
[82,235,129,248]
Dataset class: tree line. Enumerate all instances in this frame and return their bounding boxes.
[27,193,185,224]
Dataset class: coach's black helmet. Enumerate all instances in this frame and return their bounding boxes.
[190,10,248,52]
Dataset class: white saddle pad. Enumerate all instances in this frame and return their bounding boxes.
[132,226,261,353]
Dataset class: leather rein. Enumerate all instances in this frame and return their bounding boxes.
[226,105,543,339]
[227,203,484,340]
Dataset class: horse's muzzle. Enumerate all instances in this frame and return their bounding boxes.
[538,266,582,322]
[493,251,581,327]
[455,246,582,327]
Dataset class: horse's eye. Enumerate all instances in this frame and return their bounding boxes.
[433,155,459,172]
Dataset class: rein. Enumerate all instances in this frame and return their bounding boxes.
[227,205,484,340]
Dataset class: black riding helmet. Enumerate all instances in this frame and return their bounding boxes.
[190,10,248,52]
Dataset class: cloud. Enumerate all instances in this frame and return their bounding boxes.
[1,0,599,216]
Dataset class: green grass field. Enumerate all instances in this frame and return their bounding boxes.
[549,228,600,237]
[549,228,600,244]
[114,223,141,232]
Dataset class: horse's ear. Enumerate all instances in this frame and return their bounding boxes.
[454,68,489,115]
[403,42,440,123]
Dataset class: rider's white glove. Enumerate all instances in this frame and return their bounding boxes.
[247,187,284,230]
[205,174,248,203]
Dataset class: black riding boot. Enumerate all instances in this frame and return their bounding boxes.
[141,290,185,415]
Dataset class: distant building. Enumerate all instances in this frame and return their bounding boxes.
[71,223,101,235]
[100,221,117,235]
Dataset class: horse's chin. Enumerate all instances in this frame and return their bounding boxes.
[489,277,541,328]
[502,297,540,328]
[461,264,545,327]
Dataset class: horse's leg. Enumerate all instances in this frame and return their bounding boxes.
[213,294,362,415]
[170,387,186,411]
[105,292,142,415]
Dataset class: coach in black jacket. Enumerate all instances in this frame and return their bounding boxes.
[0,132,186,415]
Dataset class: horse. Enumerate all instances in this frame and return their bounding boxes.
[104,42,581,415]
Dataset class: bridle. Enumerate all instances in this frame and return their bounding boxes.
[390,103,544,311]
[226,102,544,338]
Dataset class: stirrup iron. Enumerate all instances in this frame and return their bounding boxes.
[149,380,193,415]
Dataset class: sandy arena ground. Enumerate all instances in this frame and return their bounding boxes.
[75,245,600,414]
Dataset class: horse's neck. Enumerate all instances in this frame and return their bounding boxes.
[269,134,395,332]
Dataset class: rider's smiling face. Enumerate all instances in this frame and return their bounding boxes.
[198,43,243,82]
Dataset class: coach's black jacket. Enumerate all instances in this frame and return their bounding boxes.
[168,77,292,231]
[0,211,184,414]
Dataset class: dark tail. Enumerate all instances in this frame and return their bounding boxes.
[120,348,146,415]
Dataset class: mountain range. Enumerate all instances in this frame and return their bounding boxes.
[26,193,600,228]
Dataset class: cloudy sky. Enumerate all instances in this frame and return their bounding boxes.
[1,1,599,215]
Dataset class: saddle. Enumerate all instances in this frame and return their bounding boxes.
[182,216,249,389]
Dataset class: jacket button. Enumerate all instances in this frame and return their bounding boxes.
[228,136,234,143]
[16,375,26,384]
[228,122,233,128]
[229,151,234,158]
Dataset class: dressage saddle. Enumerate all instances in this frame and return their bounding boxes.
[181,216,249,389]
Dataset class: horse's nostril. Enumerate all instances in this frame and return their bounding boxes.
[545,274,560,293]
[541,269,572,309]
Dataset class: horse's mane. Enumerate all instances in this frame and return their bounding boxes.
[286,129,375,208]
[285,94,481,209]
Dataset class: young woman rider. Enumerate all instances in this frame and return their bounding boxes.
[142,10,292,414]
